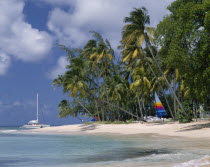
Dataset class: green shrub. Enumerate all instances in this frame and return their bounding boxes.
[176,111,193,123]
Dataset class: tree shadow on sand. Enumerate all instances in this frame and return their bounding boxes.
[79,124,99,131]
[178,122,210,132]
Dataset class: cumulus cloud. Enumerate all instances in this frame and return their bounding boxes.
[46,0,175,79]
[48,56,69,79]
[47,0,174,49]
[0,0,53,64]
[47,8,88,47]
[0,52,11,76]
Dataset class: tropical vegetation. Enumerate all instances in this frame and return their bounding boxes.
[53,0,210,123]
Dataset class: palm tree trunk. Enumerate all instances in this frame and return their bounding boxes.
[76,116,84,122]
[86,89,141,120]
[75,98,93,116]
[142,52,175,119]
[135,104,139,118]
[95,100,101,121]
[195,100,197,122]
[117,102,120,121]
[138,96,143,119]
[142,96,146,117]
[102,100,141,120]
[144,35,185,113]
[193,100,198,122]
[102,104,105,121]
[162,91,175,119]
[173,73,177,116]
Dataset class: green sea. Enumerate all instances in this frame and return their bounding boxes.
[0,127,210,167]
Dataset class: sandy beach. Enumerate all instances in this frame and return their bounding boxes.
[31,120,210,139]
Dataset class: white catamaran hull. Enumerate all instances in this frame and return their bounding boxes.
[20,93,50,129]
[21,124,50,129]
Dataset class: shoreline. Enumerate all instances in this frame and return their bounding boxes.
[29,120,210,139]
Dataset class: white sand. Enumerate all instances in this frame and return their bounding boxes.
[30,120,210,138]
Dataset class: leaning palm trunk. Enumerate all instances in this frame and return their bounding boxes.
[142,49,175,119]
[162,91,175,119]
[86,89,141,120]
[76,116,84,122]
[144,34,185,113]
[101,100,141,120]
[75,98,93,116]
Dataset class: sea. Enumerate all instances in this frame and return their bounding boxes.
[0,127,210,167]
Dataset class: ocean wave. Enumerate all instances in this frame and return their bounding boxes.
[174,155,210,167]
[0,130,18,133]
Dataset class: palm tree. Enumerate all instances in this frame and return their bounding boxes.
[82,32,115,121]
[120,43,144,65]
[52,49,94,117]
[58,100,84,122]
[120,7,185,113]
[130,65,151,119]
[83,32,114,70]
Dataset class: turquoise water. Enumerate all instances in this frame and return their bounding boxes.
[0,127,210,167]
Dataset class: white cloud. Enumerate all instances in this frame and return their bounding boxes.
[47,8,88,47]
[48,56,69,79]
[0,0,53,64]
[47,0,175,49]
[46,0,175,79]
[0,52,11,76]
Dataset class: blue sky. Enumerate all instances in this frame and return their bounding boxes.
[0,0,174,126]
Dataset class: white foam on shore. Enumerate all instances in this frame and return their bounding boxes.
[174,155,210,167]
[1,130,18,133]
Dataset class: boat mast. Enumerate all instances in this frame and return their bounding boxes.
[37,93,39,123]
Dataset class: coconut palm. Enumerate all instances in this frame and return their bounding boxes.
[130,65,151,118]
[83,32,114,70]
[121,7,154,47]
[121,7,185,113]
[58,100,84,122]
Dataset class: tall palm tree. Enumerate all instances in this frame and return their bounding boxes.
[120,43,144,65]
[130,65,151,118]
[52,51,93,117]
[120,7,185,113]
[83,32,114,70]
[82,32,115,121]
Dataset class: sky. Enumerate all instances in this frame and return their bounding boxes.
[0,0,174,126]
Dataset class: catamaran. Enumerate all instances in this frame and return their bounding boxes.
[144,93,167,122]
[20,94,50,129]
